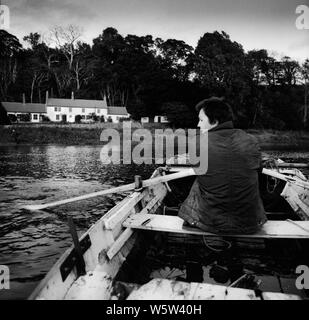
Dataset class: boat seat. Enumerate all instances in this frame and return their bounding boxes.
[123,213,309,239]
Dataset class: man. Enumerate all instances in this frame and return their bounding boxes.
[178,97,267,234]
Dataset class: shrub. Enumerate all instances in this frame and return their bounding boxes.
[75,115,82,123]
[19,113,31,122]
[8,114,17,122]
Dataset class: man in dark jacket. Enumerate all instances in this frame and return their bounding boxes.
[178,97,267,234]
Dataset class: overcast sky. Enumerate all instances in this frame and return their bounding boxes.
[3,0,309,62]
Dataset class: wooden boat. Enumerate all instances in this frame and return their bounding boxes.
[28,160,309,300]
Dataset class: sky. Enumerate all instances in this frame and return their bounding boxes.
[2,0,309,62]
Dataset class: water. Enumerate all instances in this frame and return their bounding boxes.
[0,145,308,300]
[0,145,155,300]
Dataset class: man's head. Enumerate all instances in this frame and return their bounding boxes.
[196,97,233,132]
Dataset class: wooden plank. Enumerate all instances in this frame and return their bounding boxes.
[263,168,309,189]
[262,292,301,300]
[123,213,309,239]
[106,193,164,260]
[279,168,308,181]
[107,228,134,260]
[281,182,309,220]
[103,192,145,229]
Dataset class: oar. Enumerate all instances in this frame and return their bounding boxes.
[23,168,196,211]
[277,163,309,168]
[262,168,309,189]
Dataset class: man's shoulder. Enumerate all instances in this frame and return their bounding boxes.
[234,129,259,143]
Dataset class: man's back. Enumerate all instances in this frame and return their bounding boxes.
[178,97,267,234]
[196,121,267,233]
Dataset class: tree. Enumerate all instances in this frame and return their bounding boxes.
[23,32,41,49]
[246,49,269,85]
[92,28,127,105]
[278,56,300,86]
[161,101,196,127]
[49,25,83,70]
[155,38,194,81]
[0,102,11,124]
[0,30,22,100]
[301,59,309,127]
[263,56,281,86]
[193,31,251,124]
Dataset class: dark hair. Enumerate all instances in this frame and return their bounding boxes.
[195,97,233,125]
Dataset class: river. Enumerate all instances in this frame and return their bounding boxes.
[0,145,308,300]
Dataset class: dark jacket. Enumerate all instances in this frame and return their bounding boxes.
[178,121,267,234]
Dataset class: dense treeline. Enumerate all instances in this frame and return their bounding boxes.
[0,26,308,129]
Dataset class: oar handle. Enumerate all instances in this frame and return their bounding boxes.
[262,168,309,189]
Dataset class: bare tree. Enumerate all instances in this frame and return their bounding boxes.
[49,24,83,70]
[301,59,309,127]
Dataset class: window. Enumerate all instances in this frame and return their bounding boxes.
[54,107,61,112]
[82,108,85,113]
[69,107,72,112]
[56,115,60,120]
[33,114,38,120]
[54,107,57,112]
[97,109,100,113]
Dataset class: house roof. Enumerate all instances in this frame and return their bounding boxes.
[2,102,46,113]
[107,106,129,116]
[47,98,107,109]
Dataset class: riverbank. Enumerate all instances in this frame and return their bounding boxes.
[0,123,309,150]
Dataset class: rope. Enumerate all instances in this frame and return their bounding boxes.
[264,158,280,194]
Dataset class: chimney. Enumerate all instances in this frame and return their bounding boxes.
[22,93,26,105]
[45,91,49,105]
[71,91,74,100]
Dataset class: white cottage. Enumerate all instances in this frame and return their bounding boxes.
[3,92,130,123]
[2,99,46,123]
[46,92,129,123]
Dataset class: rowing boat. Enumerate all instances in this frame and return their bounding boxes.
[28,160,309,300]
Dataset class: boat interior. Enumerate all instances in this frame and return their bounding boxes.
[29,164,309,300]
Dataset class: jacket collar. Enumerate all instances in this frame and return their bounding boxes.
[209,121,234,132]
